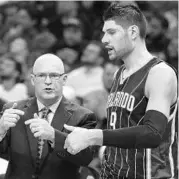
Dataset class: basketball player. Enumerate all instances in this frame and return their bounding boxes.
[63,3,178,179]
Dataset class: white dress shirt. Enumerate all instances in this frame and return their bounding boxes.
[37,97,62,124]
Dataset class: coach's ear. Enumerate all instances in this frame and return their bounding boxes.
[62,74,67,86]
[128,25,139,40]
[30,74,35,86]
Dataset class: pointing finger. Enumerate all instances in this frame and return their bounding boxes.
[25,119,33,125]
[25,119,39,125]
[64,124,76,132]
[7,108,24,116]
[11,103,17,109]
[34,113,39,119]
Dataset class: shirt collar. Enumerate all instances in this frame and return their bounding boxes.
[37,97,62,114]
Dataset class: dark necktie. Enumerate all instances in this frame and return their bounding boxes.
[35,107,51,172]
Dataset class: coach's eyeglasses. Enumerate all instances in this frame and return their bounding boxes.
[32,72,65,82]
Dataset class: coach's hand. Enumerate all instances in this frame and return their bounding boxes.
[0,103,24,135]
[64,124,91,155]
[25,113,55,141]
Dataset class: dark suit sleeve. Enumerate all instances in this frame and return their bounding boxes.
[54,112,96,166]
[0,131,10,159]
[0,104,10,159]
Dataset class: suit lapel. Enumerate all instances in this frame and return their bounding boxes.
[24,97,72,170]
[41,97,72,164]
[51,97,72,131]
[24,97,39,166]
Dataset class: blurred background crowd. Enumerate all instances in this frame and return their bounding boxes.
[0,1,178,179]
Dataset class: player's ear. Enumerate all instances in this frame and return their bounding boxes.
[128,25,139,40]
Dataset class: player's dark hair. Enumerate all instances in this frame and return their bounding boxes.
[103,3,147,39]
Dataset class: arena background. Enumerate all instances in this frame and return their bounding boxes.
[0,1,178,179]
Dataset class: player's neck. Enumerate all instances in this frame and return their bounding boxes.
[123,43,153,72]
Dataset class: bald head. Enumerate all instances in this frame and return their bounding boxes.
[33,53,64,74]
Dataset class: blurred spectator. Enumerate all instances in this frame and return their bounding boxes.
[83,61,119,125]
[27,30,57,69]
[0,41,8,56]
[146,11,170,59]
[9,37,28,63]
[81,1,110,41]
[31,31,57,52]
[3,2,18,18]
[49,1,80,40]
[47,1,93,41]
[0,12,4,28]
[52,17,88,71]
[63,85,78,103]
[164,9,178,35]
[66,41,105,97]
[56,1,80,18]
[62,17,84,47]
[83,90,108,124]
[56,48,79,73]
[166,38,178,71]
[2,8,37,46]
[0,54,28,102]
[9,37,29,76]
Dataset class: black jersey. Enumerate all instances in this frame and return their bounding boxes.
[100,58,178,179]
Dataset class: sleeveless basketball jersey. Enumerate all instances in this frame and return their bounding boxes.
[100,58,178,179]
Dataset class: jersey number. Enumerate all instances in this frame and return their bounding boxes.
[110,112,117,129]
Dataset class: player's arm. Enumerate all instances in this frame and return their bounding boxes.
[99,63,177,148]
[64,63,177,153]
[145,63,177,118]
[54,112,96,166]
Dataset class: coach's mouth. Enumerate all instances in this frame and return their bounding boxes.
[44,88,54,93]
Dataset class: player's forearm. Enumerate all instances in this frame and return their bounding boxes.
[55,129,93,166]
[102,110,167,148]
[102,125,162,148]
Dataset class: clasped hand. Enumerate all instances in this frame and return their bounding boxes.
[64,124,92,155]
[25,113,54,141]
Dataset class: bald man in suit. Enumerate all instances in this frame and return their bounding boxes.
[0,54,96,179]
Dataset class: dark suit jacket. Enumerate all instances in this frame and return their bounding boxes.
[0,97,96,179]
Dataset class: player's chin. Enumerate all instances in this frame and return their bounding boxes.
[108,54,117,61]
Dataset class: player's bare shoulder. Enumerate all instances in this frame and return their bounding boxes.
[145,62,177,104]
[149,62,176,79]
